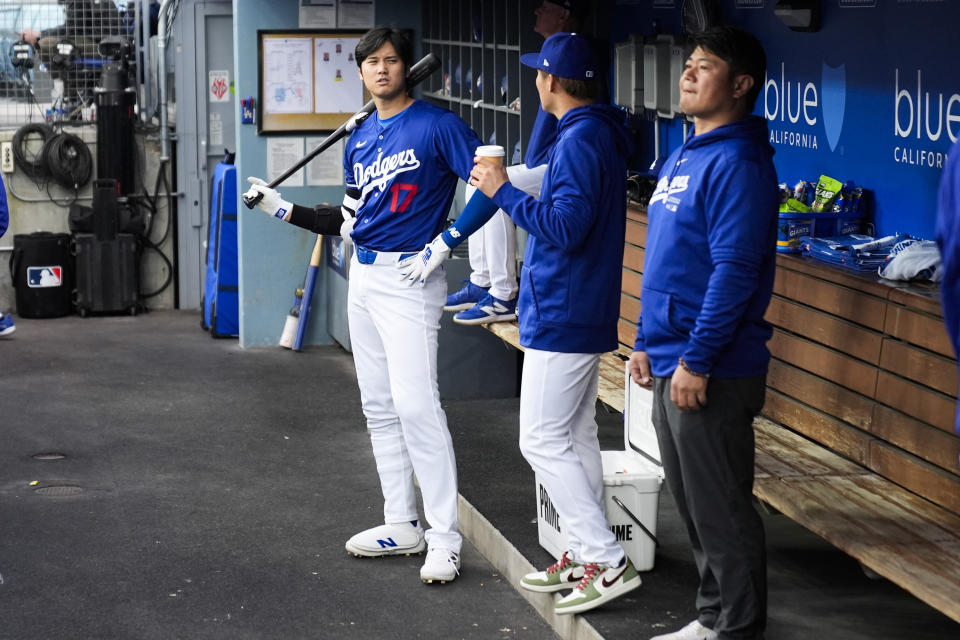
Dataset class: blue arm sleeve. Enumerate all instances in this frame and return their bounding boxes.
[430,111,497,248]
[440,190,499,248]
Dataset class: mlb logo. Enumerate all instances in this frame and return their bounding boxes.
[27,266,63,288]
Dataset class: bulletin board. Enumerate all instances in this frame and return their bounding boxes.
[257,30,370,134]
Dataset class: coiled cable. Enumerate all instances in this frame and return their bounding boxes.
[43,132,93,190]
[12,122,54,179]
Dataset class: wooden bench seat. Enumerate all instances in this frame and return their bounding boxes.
[483,321,628,412]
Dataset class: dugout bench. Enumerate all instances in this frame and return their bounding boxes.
[483,204,960,624]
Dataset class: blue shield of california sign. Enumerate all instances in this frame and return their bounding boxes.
[820,62,846,152]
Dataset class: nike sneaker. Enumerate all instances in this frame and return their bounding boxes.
[554,556,641,615]
[520,550,584,592]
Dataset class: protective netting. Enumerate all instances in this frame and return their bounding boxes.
[0,0,136,126]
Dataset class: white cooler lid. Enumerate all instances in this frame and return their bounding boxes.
[623,361,664,477]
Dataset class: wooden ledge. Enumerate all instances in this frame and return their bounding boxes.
[754,417,960,623]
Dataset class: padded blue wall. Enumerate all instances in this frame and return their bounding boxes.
[611,0,958,240]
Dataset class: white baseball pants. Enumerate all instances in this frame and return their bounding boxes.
[347,252,461,553]
[464,163,547,301]
[519,348,624,567]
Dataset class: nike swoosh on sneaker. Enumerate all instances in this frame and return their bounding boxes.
[601,565,630,588]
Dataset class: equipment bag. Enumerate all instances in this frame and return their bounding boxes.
[73,233,139,316]
[201,153,239,337]
[9,232,74,318]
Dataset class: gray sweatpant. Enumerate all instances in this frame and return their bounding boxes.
[652,375,767,640]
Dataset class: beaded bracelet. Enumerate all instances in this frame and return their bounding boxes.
[678,357,710,379]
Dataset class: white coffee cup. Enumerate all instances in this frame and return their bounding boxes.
[476,144,505,167]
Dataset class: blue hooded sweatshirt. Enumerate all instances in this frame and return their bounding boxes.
[493,103,634,353]
[635,116,779,378]
[935,140,960,436]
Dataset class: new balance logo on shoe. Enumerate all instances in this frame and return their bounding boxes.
[345,522,426,557]
[453,292,517,325]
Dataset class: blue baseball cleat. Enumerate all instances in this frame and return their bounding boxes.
[0,312,15,337]
[453,292,517,325]
[443,280,489,312]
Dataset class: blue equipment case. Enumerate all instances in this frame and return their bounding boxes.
[202,152,239,337]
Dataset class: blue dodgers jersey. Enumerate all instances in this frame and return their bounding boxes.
[345,100,483,252]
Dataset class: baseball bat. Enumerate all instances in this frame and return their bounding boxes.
[243,52,442,209]
[277,281,304,349]
[290,235,324,351]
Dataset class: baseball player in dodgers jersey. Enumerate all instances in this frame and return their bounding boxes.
[245,27,499,584]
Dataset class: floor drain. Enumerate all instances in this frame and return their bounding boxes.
[32,453,67,461]
[34,485,83,496]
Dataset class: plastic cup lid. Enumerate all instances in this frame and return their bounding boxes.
[476,145,505,157]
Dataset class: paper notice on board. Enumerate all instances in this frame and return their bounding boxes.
[305,137,345,186]
[263,38,313,114]
[209,112,223,147]
[299,0,336,28]
[267,138,306,187]
[314,37,363,114]
[338,0,374,29]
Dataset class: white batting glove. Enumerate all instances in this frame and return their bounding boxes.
[340,216,355,247]
[245,176,293,221]
[398,234,451,286]
[339,186,360,247]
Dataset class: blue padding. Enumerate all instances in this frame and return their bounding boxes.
[441,190,499,249]
[203,161,239,337]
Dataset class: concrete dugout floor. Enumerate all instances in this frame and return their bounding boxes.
[0,311,956,639]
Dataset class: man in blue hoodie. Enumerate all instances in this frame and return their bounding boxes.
[628,26,778,640]
[936,140,960,453]
[471,32,639,615]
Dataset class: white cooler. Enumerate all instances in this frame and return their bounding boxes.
[535,363,665,571]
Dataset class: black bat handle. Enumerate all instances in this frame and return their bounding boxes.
[242,190,264,209]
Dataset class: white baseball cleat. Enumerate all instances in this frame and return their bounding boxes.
[420,546,460,584]
[649,620,718,640]
[345,521,425,557]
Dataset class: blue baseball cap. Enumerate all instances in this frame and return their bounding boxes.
[520,32,597,81]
